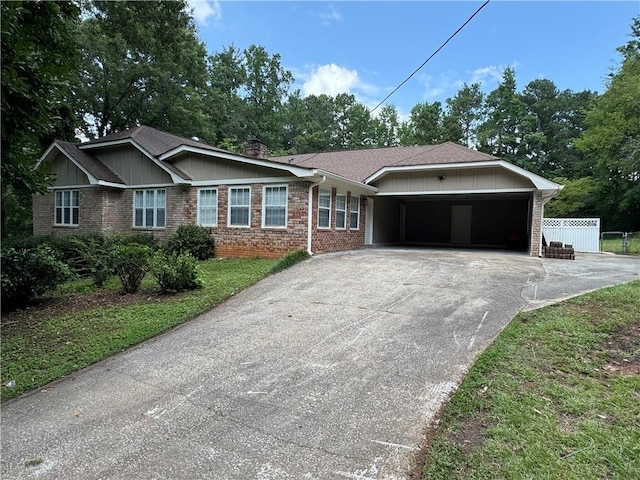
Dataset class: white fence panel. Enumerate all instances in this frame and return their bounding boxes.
[542,218,600,253]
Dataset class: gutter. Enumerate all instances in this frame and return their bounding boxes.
[307,174,326,255]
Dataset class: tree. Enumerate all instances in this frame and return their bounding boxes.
[575,17,640,230]
[544,177,598,218]
[477,67,527,166]
[399,101,445,145]
[74,0,211,141]
[207,45,247,148]
[331,93,374,149]
[281,92,335,153]
[241,45,293,148]
[445,82,484,147]
[371,105,401,148]
[519,79,597,178]
[1,0,80,238]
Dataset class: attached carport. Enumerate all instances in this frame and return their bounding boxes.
[364,161,563,256]
[370,192,532,251]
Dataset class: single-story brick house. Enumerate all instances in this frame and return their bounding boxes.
[34,126,562,257]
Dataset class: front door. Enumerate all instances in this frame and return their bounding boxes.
[451,205,472,244]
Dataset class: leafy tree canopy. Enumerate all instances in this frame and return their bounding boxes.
[576,17,640,230]
[1,0,80,238]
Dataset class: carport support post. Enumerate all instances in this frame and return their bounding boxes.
[531,191,544,257]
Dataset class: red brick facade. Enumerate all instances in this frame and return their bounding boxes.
[33,186,195,242]
[212,182,309,258]
[310,186,366,254]
[32,182,367,258]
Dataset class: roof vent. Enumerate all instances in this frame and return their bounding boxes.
[191,136,200,142]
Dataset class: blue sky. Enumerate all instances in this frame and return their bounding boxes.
[188,1,639,117]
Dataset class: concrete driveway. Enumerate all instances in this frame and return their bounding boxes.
[2,249,639,479]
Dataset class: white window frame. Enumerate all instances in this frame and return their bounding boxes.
[228,186,251,228]
[197,187,218,226]
[262,184,288,228]
[54,189,79,226]
[350,195,360,230]
[318,188,331,229]
[133,188,166,228]
[335,193,347,230]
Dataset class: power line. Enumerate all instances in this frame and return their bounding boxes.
[369,0,491,114]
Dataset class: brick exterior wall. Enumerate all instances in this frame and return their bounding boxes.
[213,182,308,258]
[33,186,195,242]
[33,182,368,258]
[530,191,544,257]
[310,186,366,254]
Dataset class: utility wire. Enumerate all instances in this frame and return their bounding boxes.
[369,0,491,114]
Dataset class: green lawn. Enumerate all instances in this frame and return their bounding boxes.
[422,280,640,479]
[600,236,640,255]
[1,256,292,401]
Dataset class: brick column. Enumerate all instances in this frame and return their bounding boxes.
[530,191,544,257]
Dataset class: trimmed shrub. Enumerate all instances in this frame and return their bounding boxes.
[167,225,214,260]
[107,232,160,249]
[109,244,153,294]
[46,233,105,274]
[151,251,202,294]
[1,245,73,310]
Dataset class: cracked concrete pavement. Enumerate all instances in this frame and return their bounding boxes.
[2,248,638,479]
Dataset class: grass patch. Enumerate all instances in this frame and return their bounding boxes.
[422,280,640,480]
[600,237,640,255]
[1,257,282,401]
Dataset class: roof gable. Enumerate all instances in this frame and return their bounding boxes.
[38,141,125,185]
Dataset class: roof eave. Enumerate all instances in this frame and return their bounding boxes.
[365,160,563,193]
[315,169,378,194]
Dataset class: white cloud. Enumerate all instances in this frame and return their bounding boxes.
[319,5,342,25]
[415,73,453,103]
[302,64,361,97]
[470,65,503,86]
[187,0,221,26]
[469,62,520,87]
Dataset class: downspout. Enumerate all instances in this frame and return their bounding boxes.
[307,175,326,255]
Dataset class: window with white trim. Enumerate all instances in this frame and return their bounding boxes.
[55,190,79,226]
[335,193,346,229]
[134,189,166,228]
[350,195,360,229]
[228,186,251,227]
[318,188,331,228]
[197,188,218,226]
[263,185,287,228]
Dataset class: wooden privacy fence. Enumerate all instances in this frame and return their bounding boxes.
[542,218,600,253]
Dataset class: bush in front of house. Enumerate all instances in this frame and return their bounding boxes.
[1,245,73,310]
[109,244,153,294]
[106,232,160,249]
[166,225,214,260]
[151,251,203,294]
[46,233,106,276]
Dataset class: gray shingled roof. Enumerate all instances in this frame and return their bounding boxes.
[56,141,125,184]
[269,142,499,183]
[83,126,234,157]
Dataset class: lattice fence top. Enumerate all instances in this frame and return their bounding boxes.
[543,218,600,228]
